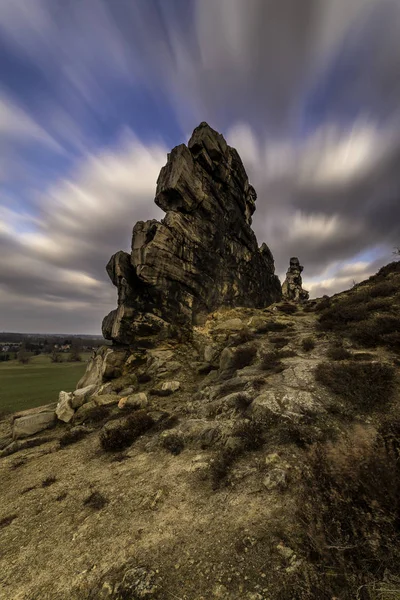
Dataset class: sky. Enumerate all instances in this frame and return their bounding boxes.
[1,0,400,334]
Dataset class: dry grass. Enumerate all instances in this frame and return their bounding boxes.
[315,361,395,410]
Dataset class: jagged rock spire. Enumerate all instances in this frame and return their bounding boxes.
[282,257,309,302]
[102,122,282,346]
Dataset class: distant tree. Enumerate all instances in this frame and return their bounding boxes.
[50,348,63,363]
[68,341,82,362]
[394,246,400,256]
[17,344,31,365]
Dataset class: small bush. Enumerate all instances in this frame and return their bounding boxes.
[83,491,108,510]
[270,336,289,349]
[315,361,395,410]
[301,337,315,352]
[0,514,17,529]
[233,392,253,412]
[369,281,398,297]
[56,492,68,501]
[326,345,352,361]
[229,327,256,347]
[161,433,184,456]
[297,437,400,598]
[352,351,375,361]
[59,428,88,448]
[209,448,238,489]
[315,296,331,312]
[99,410,154,452]
[278,302,297,315]
[42,476,57,488]
[259,351,284,373]
[82,405,110,424]
[232,344,258,370]
[232,419,264,451]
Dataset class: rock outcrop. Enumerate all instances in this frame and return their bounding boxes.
[102,122,281,347]
[282,257,309,302]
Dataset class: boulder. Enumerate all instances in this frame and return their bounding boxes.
[73,401,97,424]
[101,122,281,346]
[119,393,149,410]
[56,391,75,423]
[76,347,129,390]
[13,411,56,439]
[92,394,120,407]
[71,384,98,409]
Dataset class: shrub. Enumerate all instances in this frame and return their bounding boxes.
[369,281,398,297]
[99,410,154,452]
[259,351,284,373]
[270,336,289,349]
[59,428,88,448]
[256,322,288,333]
[81,405,110,424]
[229,327,256,347]
[161,433,184,456]
[278,302,298,315]
[209,448,238,490]
[209,419,264,489]
[0,514,17,529]
[297,437,400,598]
[326,345,352,361]
[315,296,331,312]
[350,315,400,348]
[232,419,264,451]
[274,421,326,448]
[233,392,253,412]
[232,344,258,370]
[42,476,57,488]
[315,361,395,410]
[83,491,108,510]
[301,337,315,352]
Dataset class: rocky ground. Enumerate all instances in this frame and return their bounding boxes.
[1,268,400,599]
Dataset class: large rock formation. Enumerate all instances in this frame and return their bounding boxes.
[102,122,282,346]
[282,257,309,302]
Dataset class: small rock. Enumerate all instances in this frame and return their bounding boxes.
[56,391,75,423]
[214,318,244,332]
[119,393,148,409]
[93,394,119,407]
[150,381,181,397]
[276,543,295,560]
[118,387,135,397]
[263,468,287,491]
[71,384,97,409]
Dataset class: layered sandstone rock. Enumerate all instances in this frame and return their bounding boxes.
[282,257,309,302]
[102,122,281,347]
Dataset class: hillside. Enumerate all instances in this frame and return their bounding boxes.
[1,263,400,599]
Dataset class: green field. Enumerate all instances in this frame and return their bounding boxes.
[0,354,90,415]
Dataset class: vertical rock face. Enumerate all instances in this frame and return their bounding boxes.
[103,122,282,346]
[282,257,309,302]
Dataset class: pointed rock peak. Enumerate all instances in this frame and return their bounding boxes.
[188,122,228,161]
[282,257,309,303]
[101,123,282,346]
